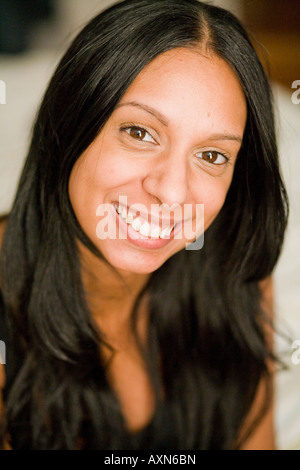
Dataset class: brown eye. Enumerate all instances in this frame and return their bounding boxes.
[123,126,156,143]
[196,151,228,165]
[129,127,146,140]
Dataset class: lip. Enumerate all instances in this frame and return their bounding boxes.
[113,204,177,250]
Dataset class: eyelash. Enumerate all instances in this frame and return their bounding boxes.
[120,125,157,144]
[196,150,229,166]
[120,125,230,165]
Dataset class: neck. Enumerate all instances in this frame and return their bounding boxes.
[77,240,151,344]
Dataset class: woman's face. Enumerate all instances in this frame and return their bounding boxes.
[69,48,247,274]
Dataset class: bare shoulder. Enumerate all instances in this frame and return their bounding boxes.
[259,276,273,309]
[239,276,276,450]
[0,363,4,390]
[240,377,276,450]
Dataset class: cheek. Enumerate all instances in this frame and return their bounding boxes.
[83,136,141,191]
[194,176,233,227]
[95,157,133,189]
[69,147,122,207]
[68,154,107,241]
[68,146,138,238]
[68,161,93,236]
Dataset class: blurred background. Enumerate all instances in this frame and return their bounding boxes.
[0,0,299,449]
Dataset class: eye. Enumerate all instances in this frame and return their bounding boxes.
[196,150,228,165]
[122,126,156,143]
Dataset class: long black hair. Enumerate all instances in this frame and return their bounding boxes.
[0,0,288,449]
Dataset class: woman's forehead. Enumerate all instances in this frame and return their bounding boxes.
[117,47,247,139]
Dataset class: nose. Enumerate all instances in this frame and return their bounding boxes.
[142,150,189,207]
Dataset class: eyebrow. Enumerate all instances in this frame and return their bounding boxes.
[116,101,169,126]
[206,133,243,144]
[116,101,243,143]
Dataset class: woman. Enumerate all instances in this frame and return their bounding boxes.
[0,0,288,450]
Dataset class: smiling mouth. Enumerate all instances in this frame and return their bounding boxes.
[113,202,178,239]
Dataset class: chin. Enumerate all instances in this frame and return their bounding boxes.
[101,245,179,276]
[106,254,166,275]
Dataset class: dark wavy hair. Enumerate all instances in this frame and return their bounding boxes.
[0,0,288,449]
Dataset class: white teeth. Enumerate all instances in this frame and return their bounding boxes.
[160,226,172,239]
[131,217,142,231]
[126,212,134,223]
[139,222,151,237]
[149,225,161,238]
[115,204,174,239]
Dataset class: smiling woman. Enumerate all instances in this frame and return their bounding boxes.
[69,48,246,274]
[0,0,288,450]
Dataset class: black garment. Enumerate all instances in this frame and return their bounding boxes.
[0,292,178,450]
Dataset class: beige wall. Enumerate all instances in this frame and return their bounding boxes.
[54,0,244,47]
